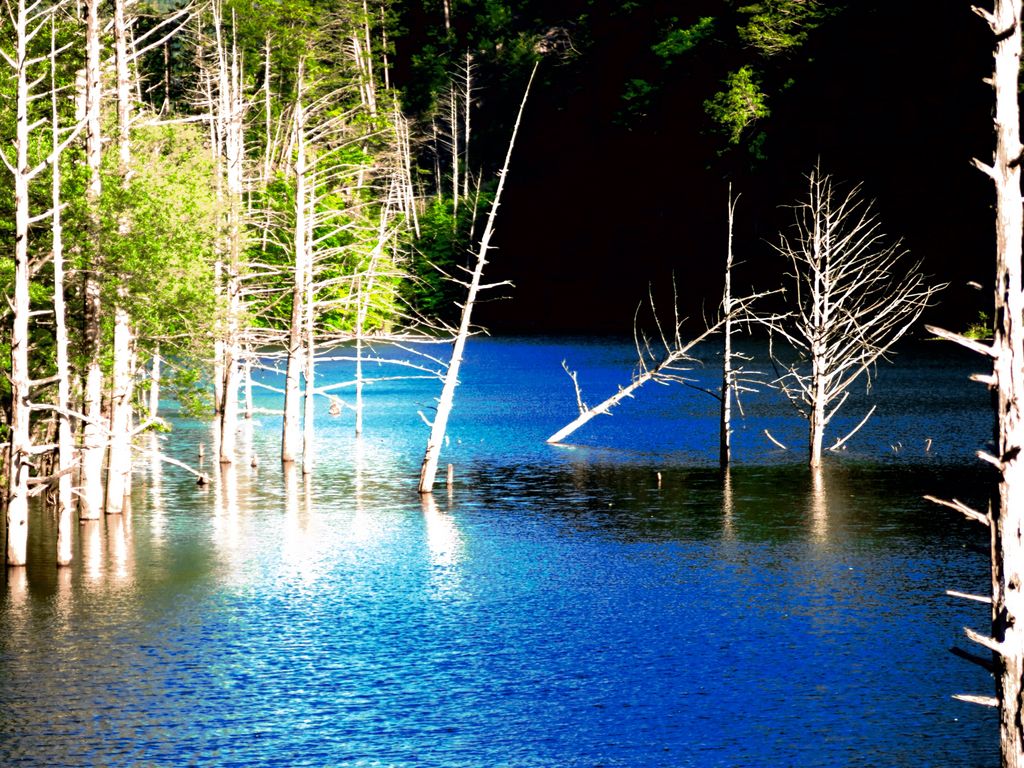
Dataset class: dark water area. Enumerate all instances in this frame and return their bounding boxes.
[0,337,1001,766]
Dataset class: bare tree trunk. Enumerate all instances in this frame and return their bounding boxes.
[262,34,272,186]
[419,63,538,493]
[354,275,365,437]
[462,51,472,201]
[361,0,377,115]
[243,356,253,419]
[105,310,133,514]
[80,0,105,522]
[808,370,826,467]
[51,25,73,566]
[163,39,171,112]
[106,0,134,514]
[450,83,459,217]
[380,6,390,91]
[282,60,306,464]
[216,5,244,465]
[6,0,33,566]
[978,1,1024,762]
[302,176,316,475]
[149,347,161,419]
[720,188,736,468]
[442,0,451,32]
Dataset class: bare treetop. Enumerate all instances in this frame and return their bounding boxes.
[765,168,943,465]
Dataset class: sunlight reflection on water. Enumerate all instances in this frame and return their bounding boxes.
[0,337,1001,767]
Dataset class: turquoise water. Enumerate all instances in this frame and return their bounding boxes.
[0,337,999,766]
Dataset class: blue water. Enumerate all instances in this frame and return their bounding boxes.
[0,337,1000,766]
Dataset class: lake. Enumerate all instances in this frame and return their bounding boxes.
[0,336,1001,766]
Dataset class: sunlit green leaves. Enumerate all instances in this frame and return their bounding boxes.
[652,16,716,60]
[705,65,770,146]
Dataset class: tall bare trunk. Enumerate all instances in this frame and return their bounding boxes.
[52,25,73,566]
[80,0,105,521]
[808,371,826,467]
[450,83,459,217]
[7,0,33,566]
[977,1,1024,763]
[105,310,133,514]
[720,188,736,468]
[419,63,538,493]
[282,61,306,464]
[462,51,471,200]
[302,172,316,474]
[216,4,244,464]
[106,0,134,515]
[263,34,272,185]
[380,6,390,90]
[361,0,377,116]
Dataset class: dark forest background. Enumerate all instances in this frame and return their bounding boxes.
[389,0,992,333]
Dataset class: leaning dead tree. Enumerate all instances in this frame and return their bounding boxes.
[763,169,942,467]
[925,2,1024,764]
[547,279,770,446]
[418,61,538,494]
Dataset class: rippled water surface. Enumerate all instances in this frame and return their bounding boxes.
[0,337,1001,766]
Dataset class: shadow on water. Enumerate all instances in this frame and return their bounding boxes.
[456,457,993,548]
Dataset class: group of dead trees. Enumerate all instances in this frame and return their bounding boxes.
[2,0,206,568]
[545,171,942,469]
[0,0,514,563]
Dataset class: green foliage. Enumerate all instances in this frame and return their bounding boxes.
[737,0,832,57]
[97,120,220,359]
[652,16,716,60]
[402,194,490,325]
[964,311,992,340]
[165,364,214,417]
[705,65,770,146]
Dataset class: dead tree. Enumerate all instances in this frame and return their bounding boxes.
[105,0,136,515]
[926,2,1024,763]
[79,0,105,521]
[281,57,308,465]
[50,18,73,565]
[763,169,942,466]
[547,280,768,446]
[2,0,84,565]
[214,2,245,465]
[418,62,538,494]
[714,187,765,466]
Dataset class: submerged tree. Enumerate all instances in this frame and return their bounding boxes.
[546,271,770,448]
[763,169,941,467]
[418,62,537,494]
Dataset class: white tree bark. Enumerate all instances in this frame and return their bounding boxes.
[6,0,33,566]
[149,348,161,419]
[419,63,538,493]
[302,170,317,475]
[214,3,245,465]
[461,50,472,201]
[547,285,758,446]
[957,2,1024,763]
[765,168,941,467]
[282,59,307,465]
[79,0,105,521]
[720,188,737,467]
[106,0,135,515]
[51,23,73,566]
